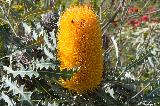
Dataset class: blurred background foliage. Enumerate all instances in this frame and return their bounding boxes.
[0,0,160,106]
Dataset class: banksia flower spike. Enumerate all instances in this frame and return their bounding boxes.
[57,5,103,93]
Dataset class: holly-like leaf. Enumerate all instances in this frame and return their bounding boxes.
[3,66,39,78]
[0,92,16,106]
[33,57,57,70]
[2,76,33,105]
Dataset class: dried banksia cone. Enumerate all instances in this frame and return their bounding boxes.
[41,12,59,32]
[57,5,103,93]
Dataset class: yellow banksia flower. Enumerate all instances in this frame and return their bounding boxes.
[57,4,103,93]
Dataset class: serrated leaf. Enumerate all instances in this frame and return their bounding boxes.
[35,57,56,70]
[32,30,38,40]
[36,62,56,70]
[44,46,55,59]
[22,22,31,36]
[2,76,33,105]
[0,92,16,106]
[44,33,56,51]
[3,66,39,78]
[49,31,57,48]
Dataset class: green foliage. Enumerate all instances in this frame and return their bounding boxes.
[0,36,5,57]
[0,0,160,106]
[0,24,9,58]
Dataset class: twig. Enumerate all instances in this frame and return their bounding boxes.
[102,0,125,31]
[131,83,150,99]
[127,8,160,19]
[139,0,151,13]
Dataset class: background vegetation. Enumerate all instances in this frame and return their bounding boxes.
[0,0,160,106]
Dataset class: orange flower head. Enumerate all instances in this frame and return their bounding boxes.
[57,5,103,93]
